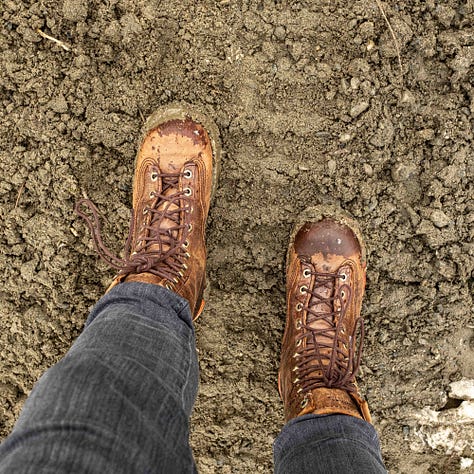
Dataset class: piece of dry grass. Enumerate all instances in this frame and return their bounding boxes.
[14,181,26,209]
[374,0,403,78]
[36,29,71,52]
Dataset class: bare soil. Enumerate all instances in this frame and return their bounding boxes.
[1,0,473,472]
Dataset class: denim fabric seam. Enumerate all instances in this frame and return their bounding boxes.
[164,287,194,331]
[174,295,191,315]
[176,303,194,409]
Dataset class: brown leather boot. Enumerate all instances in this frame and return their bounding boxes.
[279,205,372,423]
[75,104,221,320]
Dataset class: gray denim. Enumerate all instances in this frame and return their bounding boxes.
[274,413,386,473]
[0,282,386,473]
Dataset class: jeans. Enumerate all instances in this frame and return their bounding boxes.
[0,282,386,473]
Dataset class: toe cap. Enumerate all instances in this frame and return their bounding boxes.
[294,219,361,259]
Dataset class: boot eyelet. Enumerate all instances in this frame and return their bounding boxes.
[295,319,302,330]
[185,252,191,259]
[340,290,346,298]
[183,169,193,179]
[151,172,158,181]
[340,272,347,281]
[303,269,311,278]
[182,240,189,248]
[183,188,192,197]
[149,191,155,198]
[187,224,193,232]
[293,378,299,384]
[165,283,173,290]
[296,339,302,347]
[301,397,308,408]
[296,303,303,312]
[293,366,298,372]
[300,285,307,294]
[293,352,299,358]
[143,208,148,215]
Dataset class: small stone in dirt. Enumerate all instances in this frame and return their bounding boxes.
[430,209,450,228]
[363,163,373,177]
[350,77,360,90]
[339,133,352,143]
[439,164,464,187]
[400,90,416,106]
[417,129,435,141]
[350,101,369,118]
[365,198,378,213]
[391,163,418,182]
[366,40,375,52]
[327,159,337,175]
[48,94,68,113]
[274,26,286,41]
[62,0,88,22]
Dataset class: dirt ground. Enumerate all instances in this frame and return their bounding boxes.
[1,0,473,472]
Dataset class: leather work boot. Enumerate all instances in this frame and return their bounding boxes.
[75,104,221,320]
[279,205,372,423]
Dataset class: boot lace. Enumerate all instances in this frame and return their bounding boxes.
[295,270,364,395]
[74,169,191,284]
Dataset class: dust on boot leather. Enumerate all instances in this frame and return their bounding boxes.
[75,105,220,320]
[279,208,372,423]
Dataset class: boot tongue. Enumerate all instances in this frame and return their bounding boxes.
[136,131,192,257]
[155,139,191,252]
[148,165,184,256]
[304,253,346,371]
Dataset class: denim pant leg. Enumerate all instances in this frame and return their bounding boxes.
[274,414,387,474]
[0,282,198,474]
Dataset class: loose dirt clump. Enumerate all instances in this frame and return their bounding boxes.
[1,0,473,472]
